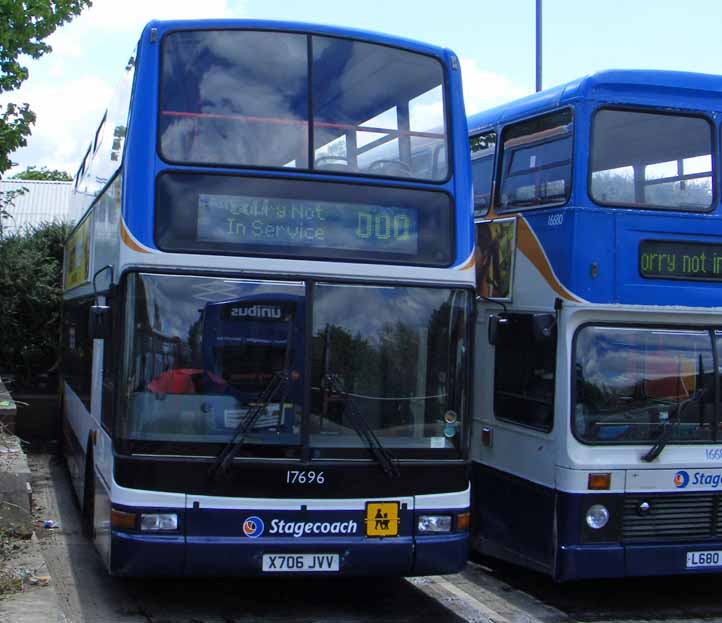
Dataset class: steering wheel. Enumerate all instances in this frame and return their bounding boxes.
[367,159,412,177]
[315,156,350,170]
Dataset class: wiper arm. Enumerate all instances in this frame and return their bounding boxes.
[208,372,287,479]
[641,390,703,462]
[324,374,400,479]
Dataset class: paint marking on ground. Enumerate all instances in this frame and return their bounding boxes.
[407,574,515,623]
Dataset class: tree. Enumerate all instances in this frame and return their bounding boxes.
[11,165,72,181]
[0,222,70,383]
[0,1,91,175]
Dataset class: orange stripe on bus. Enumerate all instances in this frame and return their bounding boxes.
[516,217,582,303]
[456,252,476,270]
[121,221,150,254]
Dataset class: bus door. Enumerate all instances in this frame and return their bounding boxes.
[473,311,558,571]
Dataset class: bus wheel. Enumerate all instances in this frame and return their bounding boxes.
[82,441,95,539]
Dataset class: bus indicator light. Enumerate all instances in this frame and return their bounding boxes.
[456,512,471,531]
[111,509,137,531]
[588,473,611,490]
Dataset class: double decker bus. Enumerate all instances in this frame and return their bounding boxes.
[60,19,474,577]
[468,70,722,580]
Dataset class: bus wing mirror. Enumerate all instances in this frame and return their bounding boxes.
[532,313,556,343]
[89,305,111,340]
[488,314,509,346]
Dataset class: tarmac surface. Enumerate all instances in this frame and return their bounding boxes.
[15,450,722,623]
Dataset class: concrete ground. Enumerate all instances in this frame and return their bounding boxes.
[10,448,722,622]
[0,433,65,623]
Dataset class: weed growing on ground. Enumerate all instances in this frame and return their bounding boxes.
[0,528,22,597]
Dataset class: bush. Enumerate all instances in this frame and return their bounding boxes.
[0,222,69,386]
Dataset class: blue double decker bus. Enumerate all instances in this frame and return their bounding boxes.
[468,70,722,580]
[60,19,474,577]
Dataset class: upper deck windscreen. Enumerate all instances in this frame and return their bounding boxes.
[159,30,448,181]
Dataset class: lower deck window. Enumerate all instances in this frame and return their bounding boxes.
[492,313,556,431]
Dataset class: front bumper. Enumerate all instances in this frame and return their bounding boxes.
[556,542,722,581]
[110,531,468,577]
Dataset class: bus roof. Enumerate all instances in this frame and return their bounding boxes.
[142,19,455,62]
[468,69,722,133]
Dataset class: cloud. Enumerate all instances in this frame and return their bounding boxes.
[5,75,114,174]
[69,0,240,34]
[459,57,527,115]
[5,0,247,174]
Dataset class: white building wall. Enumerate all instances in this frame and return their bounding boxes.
[0,180,73,233]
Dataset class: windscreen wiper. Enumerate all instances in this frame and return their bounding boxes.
[208,371,288,479]
[324,373,400,479]
[209,311,295,479]
[641,389,705,462]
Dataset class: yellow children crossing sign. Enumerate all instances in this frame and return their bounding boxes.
[365,502,399,537]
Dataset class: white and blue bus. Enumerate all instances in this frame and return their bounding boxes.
[468,70,722,580]
[60,19,475,577]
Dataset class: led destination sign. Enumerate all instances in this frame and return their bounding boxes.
[639,240,722,281]
[197,194,419,255]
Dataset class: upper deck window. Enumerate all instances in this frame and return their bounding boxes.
[497,109,572,211]
[470,130,496,217]
[590,109,714,211]
[159,30,448,182]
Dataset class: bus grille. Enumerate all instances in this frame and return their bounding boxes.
[623,492,719,542]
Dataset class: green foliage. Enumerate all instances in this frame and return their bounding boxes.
[0,221,70,383]
[0,0,91,175]
[11,165,72,181]
[0,184,25,234]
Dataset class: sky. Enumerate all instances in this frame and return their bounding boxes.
[4,0,722,176]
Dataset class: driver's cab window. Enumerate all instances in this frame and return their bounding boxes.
[492,313,556,431]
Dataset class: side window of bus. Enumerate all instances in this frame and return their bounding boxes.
[492,313,556,431]
[497,109,573,211]
[470,130,496,217]
[61,299,93,410]
[79,47,137,197]
[590,108,713,211]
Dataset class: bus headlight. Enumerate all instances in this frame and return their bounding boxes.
[140,513,178,531]
[585,504,609,530]
[417,515,452,533]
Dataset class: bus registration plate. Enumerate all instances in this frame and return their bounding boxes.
[262,553,339,572]
[686,550,722,568]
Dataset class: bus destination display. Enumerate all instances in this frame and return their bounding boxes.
[639,240,722,281]
[197,194,419,255]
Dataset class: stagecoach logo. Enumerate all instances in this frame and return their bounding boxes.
[242,516,265,538]
[674,470,690,488]
[230,305,283,320]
